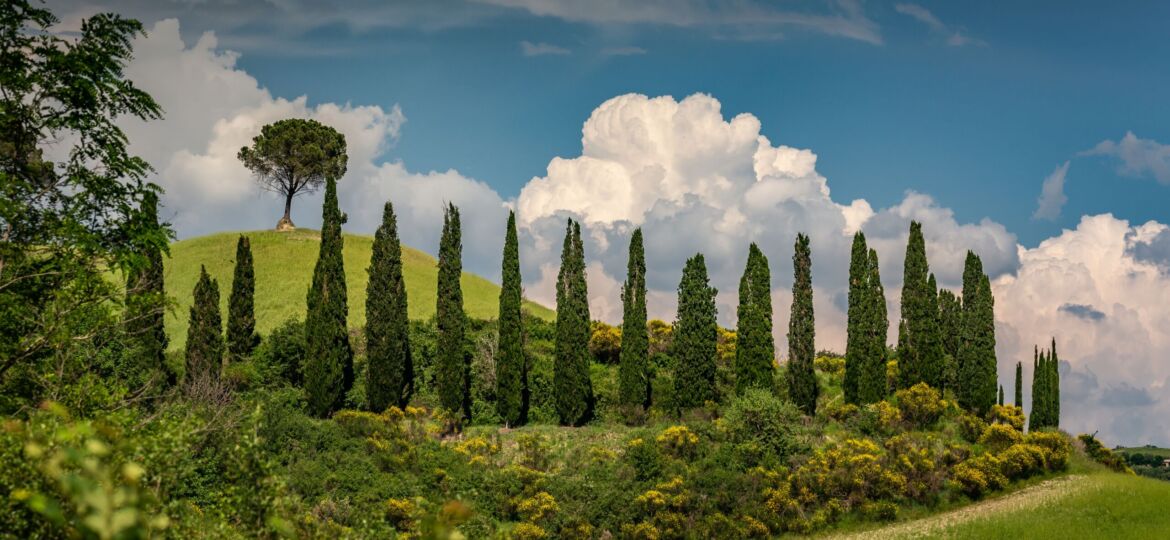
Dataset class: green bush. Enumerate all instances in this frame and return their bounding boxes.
[625,437,663,481]
[722,388,806,466]
[254,318,306,386]
[895,383,945,428]
[957,413,988,444]
[978,423,1023,453]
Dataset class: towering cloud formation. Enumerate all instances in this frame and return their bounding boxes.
[120,20,1169,445]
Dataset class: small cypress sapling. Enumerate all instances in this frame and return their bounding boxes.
[435,203,468,417]
[618,228,650,411]
[495,210,526,425]
[998,385,1004,406]
[366,201,413,412]
[1014,361,1023,407]
[735,243,774,393]
[185,265,223,382]
[787,233,818,415]
[673,253,719,409]
[304,176,353,418]
[1050,337,1060,427]
[227,235,259,364]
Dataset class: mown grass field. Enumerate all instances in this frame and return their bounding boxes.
[162,230,553,351]
[827,455,1170,539]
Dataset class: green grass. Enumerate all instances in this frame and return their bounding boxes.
[162,230,553,351]
[1115,445,1170,457]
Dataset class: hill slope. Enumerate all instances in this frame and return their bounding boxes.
[163,230,554,351]
[826,456,1170,539]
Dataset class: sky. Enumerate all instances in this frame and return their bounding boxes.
[47,0,1170,446]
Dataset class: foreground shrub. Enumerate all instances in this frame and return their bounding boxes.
[957,413,988,443]
[254,318,306,386]
[998,444,1048,480]
[987,404,1025,432]
[1027,431,1071,471]
[791,438,904,508]
[951,454,1006,498]
[895,383,944,428]
[978,423,1022,453]
[1078,433,1132,473]
[625,438,663,481]
[656,425,700,460]
[722,389,806,466]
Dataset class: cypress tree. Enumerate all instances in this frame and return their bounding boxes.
[1050,338,1060,428]
[673,253,718,409]
[435,203,468,417]
[897,221,942,389]
[787,234,818,415]
[124,192,169,384]
[938,288,961,394]
[859,248,888,404]
[366,201,412,412]
[227,235,258,364]
[304,177,353,417]
[555,220,594,425]
[735,243,775,393]
[185,265,222,382]
[844,232,868,405]
[618,228,650,410]
[977,273,999,414]
[1029,346,1043,431]
[1014,361,1023,407]
[496,210,526,424]
[998,385,1004,406]
[958,252,997,414]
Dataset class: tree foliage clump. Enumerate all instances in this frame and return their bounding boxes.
[123,192,170,387]
[185,266,222,383]
[0,1,170,387]
[845,233,889,405]
[435,204,469,418]
[303,177,353,417]
[227,236,259,365]
[787,234,819,415]
[495,211,526,425]
[237,119,348,230]
[619,228,650,411]
[673,253,719,409]
[554,220,593,425]
[735,243,775,394]
[366,202,413,412]
[957,252,998,416]
[1029,340,1061,431]
[896,222,944,390]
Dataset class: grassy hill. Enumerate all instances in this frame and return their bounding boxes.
[825,455,1170,539]
[162,230,553,351]
[1115,445,1170,457]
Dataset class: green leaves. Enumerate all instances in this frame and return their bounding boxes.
[366,202,413,412]
[674,253,718,410]
[554,219,593,425]
[787,234,818,416]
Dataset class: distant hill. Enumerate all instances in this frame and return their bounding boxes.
[162,230,554,351]
[1115,445,1170,457]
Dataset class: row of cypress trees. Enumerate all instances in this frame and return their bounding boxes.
[183,234,259,387]
[1030,340,1061,430]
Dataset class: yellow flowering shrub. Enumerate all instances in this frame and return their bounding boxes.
[870,400,903,434]
[978,423,1022,453]
[510,522,547,540]
[957,412,988,443]
[621,522,661,540]
[656,425,700,459]
[894,383,944,427]
[452,435,500,465]
[884,433,948,502]
[951,454,1006,498]
[384,498,418,531]
[515,491,559,523]
[998,443,1048,480]
[632,476,690,538]
[814,355,845,376]
[987,404,1026,431]
[791,438,904,507]
[1026,431,1071,470]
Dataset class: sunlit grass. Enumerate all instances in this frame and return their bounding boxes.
[162,229,554,351]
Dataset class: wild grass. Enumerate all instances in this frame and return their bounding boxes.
[162,230,553,351]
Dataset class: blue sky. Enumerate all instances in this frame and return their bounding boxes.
[48,0,1170,444]
[151,0,1170,247]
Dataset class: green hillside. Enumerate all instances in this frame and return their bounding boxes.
[1115,445,1170,458]
[162,230,553,351]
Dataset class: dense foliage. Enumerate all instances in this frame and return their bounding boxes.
[496,210,526,425]
[787,234,818,415]
[554,220,593,425]
[957,251,998,415]
[184,266,223,383]
[897,222,944,390]
[366,202,413,411]
[619,228,651,413]
[303,177,353,417]
[227,235,259,365]
[735,243,775,394]
[435,204,468,417]
[1030,341,1062,431]
[673,254,719,409]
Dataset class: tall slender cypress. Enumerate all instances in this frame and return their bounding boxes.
[674,253,719,409]
[998,385,1004,406]
[787,234,818,415]
[618,228,650,410]
[1014,361,1023,407]
[435,204,468,416]
[1050,337,1060,428]
[844,232,869,404]
[185,265,222,382]
[897,221,942,389]
[496,211,526,425]
[977,273,999,414]
[304,177,353,417]
[958,252,997,414]
[227,235,258,364]
[366,201,412,412]
[938,288,961,394]
[735,243,775,393]
[125,192,169,384]
[1029,346,1044,431]
[859,248,888,404]
[555,220,594,425]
